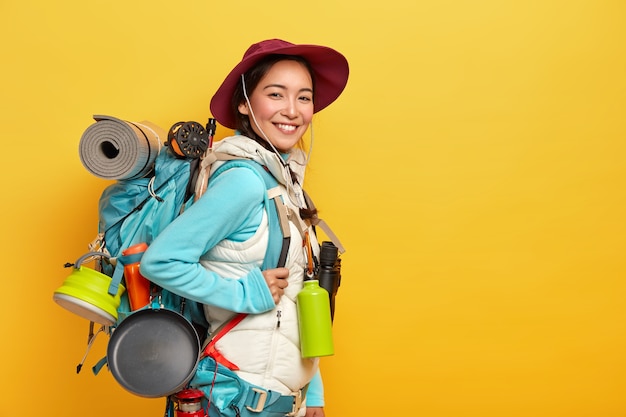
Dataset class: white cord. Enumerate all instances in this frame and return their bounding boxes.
[241,74,307,208]
[147,176,163,202]
[241,74,286,163]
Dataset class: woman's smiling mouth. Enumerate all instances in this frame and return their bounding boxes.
[275,123,298,133]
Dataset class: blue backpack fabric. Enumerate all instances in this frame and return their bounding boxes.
[96,146,286,328]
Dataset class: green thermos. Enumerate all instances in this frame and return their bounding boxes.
[297,279,334,358]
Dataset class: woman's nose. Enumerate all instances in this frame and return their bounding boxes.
[281,99,298,118]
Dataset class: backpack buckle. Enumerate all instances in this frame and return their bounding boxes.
[245,388,267,412]
[286,390,303,417]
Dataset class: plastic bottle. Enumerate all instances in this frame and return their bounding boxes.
[122,242,150,311]
[297,280,334,358]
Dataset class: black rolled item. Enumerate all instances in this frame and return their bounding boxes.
[316,241,341,321]
[166,121,209,159]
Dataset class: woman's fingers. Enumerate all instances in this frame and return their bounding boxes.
[262,267,290,303]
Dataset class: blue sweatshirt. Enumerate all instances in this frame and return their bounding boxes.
[140,166,275,312]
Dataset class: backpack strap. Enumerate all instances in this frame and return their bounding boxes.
[267,186,291,268]
[200,312,247,370]
[303,190,346,254]
[193,149,241,202]
[210,159,290,270]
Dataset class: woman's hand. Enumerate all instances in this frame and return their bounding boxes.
[305,407,325,417]
[262,267,289,304]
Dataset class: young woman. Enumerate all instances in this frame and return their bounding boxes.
[140,39,349,417]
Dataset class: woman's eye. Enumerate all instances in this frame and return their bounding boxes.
[299,96,312,102]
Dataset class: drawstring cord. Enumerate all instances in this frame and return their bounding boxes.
[205,358,219,416]
[148,176,164,202]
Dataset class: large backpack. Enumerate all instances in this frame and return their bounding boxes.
[72,116,290,375]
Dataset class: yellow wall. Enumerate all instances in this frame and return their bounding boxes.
[1,0,625,416]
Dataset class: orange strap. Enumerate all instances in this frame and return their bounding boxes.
[304,231,314,277]
[201,313,247,370]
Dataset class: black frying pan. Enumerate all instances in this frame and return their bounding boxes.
[107,307,201,398]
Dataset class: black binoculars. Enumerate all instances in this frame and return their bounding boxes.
[316,241,342,321]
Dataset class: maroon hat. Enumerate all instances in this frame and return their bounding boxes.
[210,39,349,129]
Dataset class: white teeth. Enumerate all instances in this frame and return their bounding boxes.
[276,123,296,132]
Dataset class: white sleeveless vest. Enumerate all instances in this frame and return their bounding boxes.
[199,136,319,395]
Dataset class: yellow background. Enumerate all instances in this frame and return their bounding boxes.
[1,0,625,416]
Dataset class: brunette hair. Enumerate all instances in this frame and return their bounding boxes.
[230,54,316,148]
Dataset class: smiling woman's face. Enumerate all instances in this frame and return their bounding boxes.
[238,59,314,152]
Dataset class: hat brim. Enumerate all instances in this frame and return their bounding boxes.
[210,42,349,130]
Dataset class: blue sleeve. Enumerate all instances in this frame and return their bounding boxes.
[139,167,275,313]
[306,369,325,407]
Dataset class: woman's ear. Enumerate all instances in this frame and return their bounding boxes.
[238,102,249,115]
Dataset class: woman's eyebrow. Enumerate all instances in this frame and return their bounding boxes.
[263,84,313,94]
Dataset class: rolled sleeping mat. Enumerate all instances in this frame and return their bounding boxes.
[78,115,165,180]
